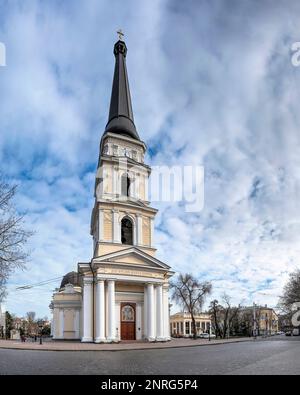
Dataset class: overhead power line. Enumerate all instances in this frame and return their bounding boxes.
[15,276,64,290]
[15,272,85,291]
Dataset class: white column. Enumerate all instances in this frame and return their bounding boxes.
[107,280,116,342]
[133,217,137,245]
[115,303,121,341]
[81,277,93,342]
[147,283,155,341]
[163,286,171,340]
[136,303,142,340]
[50,319,53,337]
[59,309,64,339]
[117,169,121,195]
[156,284,164,341]
[143,286,148,339]
[144,174,149,201]
[51,311,56,338]
[102,166,107,196]
[129,174,134,198]
[95,279,106,343]
[75,310,80,339]
[98,209,104,242]
[112,210,120,243]
[137,215,143,245]
[134,174,138,199]
[112,166,117,196]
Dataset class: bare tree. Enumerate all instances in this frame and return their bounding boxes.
[276,270,300,330]
[209,294,240,339]
[170,273,212,339]
[209,299,222,338]
[223,294,240,337]
[279,270,300,313]
[26,311,37,336]
[26,311,36,322]
[0,178,33,300]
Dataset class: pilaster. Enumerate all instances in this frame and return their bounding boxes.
[81,276,93,342]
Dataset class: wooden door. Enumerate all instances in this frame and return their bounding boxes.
[121,303,136,340]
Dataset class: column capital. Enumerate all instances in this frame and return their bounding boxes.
[83,276,94,285]
[95,277,105,284]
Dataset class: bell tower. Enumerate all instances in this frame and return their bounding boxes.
[90,38,157,259]
[53,34,173,344]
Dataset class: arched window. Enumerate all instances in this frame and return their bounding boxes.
[121,305,135,322]
[121,217,133,245]
[121,173,130,197]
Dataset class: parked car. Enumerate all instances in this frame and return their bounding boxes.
[285,331,292,336]
[276,331,285,335]
[171,334,183,338]
[199,333,216,339]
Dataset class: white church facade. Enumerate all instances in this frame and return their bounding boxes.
[50,37,174,342]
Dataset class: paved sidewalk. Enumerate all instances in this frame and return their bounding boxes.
[0,337,254,352]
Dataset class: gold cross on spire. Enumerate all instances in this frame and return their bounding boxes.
[117,29,124,41]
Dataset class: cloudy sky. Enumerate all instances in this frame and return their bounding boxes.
[1,0,300,317]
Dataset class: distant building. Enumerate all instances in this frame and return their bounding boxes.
[0,304,5,338]
[239,305,279,336]
[278,313,293,332]
[257,306,279,335]
[10,329,20,340]
[170,312,212,337]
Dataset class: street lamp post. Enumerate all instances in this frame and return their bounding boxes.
[265,317,269,338]
[15,320,20,341]
[253,303,257,339]
[38,320,44,345]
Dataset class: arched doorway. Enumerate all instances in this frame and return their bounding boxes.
[120,303,136,340]
[121,217,133,245]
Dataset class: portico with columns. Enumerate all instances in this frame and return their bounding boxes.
[79,247,173,342]
[79,279,171,343]
[51,35,173,343]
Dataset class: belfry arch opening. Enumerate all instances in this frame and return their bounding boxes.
[121,217,133,245]
[121,173,131,197]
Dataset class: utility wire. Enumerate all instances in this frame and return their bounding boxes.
[15,272,85,290]
[15,276,63,290]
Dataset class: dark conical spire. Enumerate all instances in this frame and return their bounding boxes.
[104,40,140,140]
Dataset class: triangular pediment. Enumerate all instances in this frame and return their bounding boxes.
[93,247,170,271]
[110,254,153,266]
